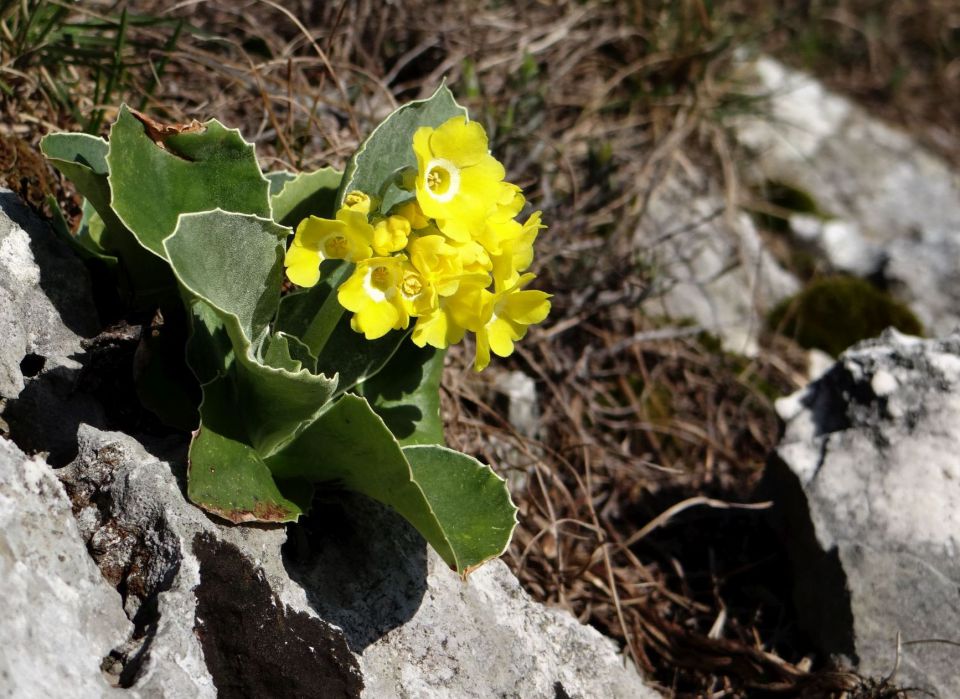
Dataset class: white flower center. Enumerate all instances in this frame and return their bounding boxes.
[363,266,389,302]
[424,158,460,203]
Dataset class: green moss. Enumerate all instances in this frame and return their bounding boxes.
[752,180,822,234]
[768,276,924,357]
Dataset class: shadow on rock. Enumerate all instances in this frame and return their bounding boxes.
[194,534,363,699]
[282,492,429,652]
[0,190,99,339]
[3,362,106,466]
[3,330,186,467]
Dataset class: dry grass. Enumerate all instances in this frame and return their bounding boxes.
[2,1,941,696]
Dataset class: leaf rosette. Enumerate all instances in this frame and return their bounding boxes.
[42,87,523,576]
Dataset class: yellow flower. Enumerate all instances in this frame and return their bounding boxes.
[413,116,505,242]
[392,199,429,230]
[338,256,417,340]
[343,190,375,214]
[474,183,525,255]
[285,207,373,287]
[490,211,544,289]
[473,273,551,371]
[372,215,412,256]
[408,233,465,300]
[411,278,489,350]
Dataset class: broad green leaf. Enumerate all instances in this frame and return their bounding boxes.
[337,84,467,212]
[41,131,171,303]
[357,341,445,445]
[403,444,518,574]
[108,105,271,258]
[270,167,342,227]
[164,211,286,343]
[187,376,312,523]
[164,211,337,456]
[315,318,409,395]
[266,394,517,576]
[40,132,110,194]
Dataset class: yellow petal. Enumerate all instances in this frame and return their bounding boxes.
[429,117,489,167]
[284,245,321,287]
[356,301,399,340]
[336,268,370,312]
[473,330,491,372]
[486,317,516,357]
[295,215,344,249]
[503,290,552,325]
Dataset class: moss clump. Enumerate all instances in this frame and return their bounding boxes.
[768,276,923,357]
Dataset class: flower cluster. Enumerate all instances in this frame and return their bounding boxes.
[284,116,550,371]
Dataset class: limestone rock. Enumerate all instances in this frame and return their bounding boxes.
[0,189,103,464]
[639,165,799,355]
[733,57,960,336]
[0,189,98,398]
[0,436,130,698]
[770,329,960,696]
[61,426,654,699]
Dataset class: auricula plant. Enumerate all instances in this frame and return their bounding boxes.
[40,86,549,577]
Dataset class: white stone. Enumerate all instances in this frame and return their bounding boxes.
[771,330,960,696]
[0,437,131,698]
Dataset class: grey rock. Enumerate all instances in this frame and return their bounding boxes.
[61,426,654,699]
[733,57,960,335]
[0,436,130,698]
[639,165,799,355]
[60,426,350,699]
[770,329,960,696]
[0,189,103,463]
[0,189,98,397]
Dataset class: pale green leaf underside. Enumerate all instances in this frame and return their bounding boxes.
[41,131,171,301]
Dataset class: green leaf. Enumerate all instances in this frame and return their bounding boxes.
[266,170,296,195]
[314,318,408,395]
[164,211,286,343]
[266,394,517,576]
[403,444,518,574]
[270,167,342,227]
[276,260,353,357]
[357,341,445,445]
[260,331,317,374]
[45,193,117,266]
[164,210,337,456]
[41,130,171,305]
[337,84,466,212]
[108,105,271,258]
[187,375,313,523]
